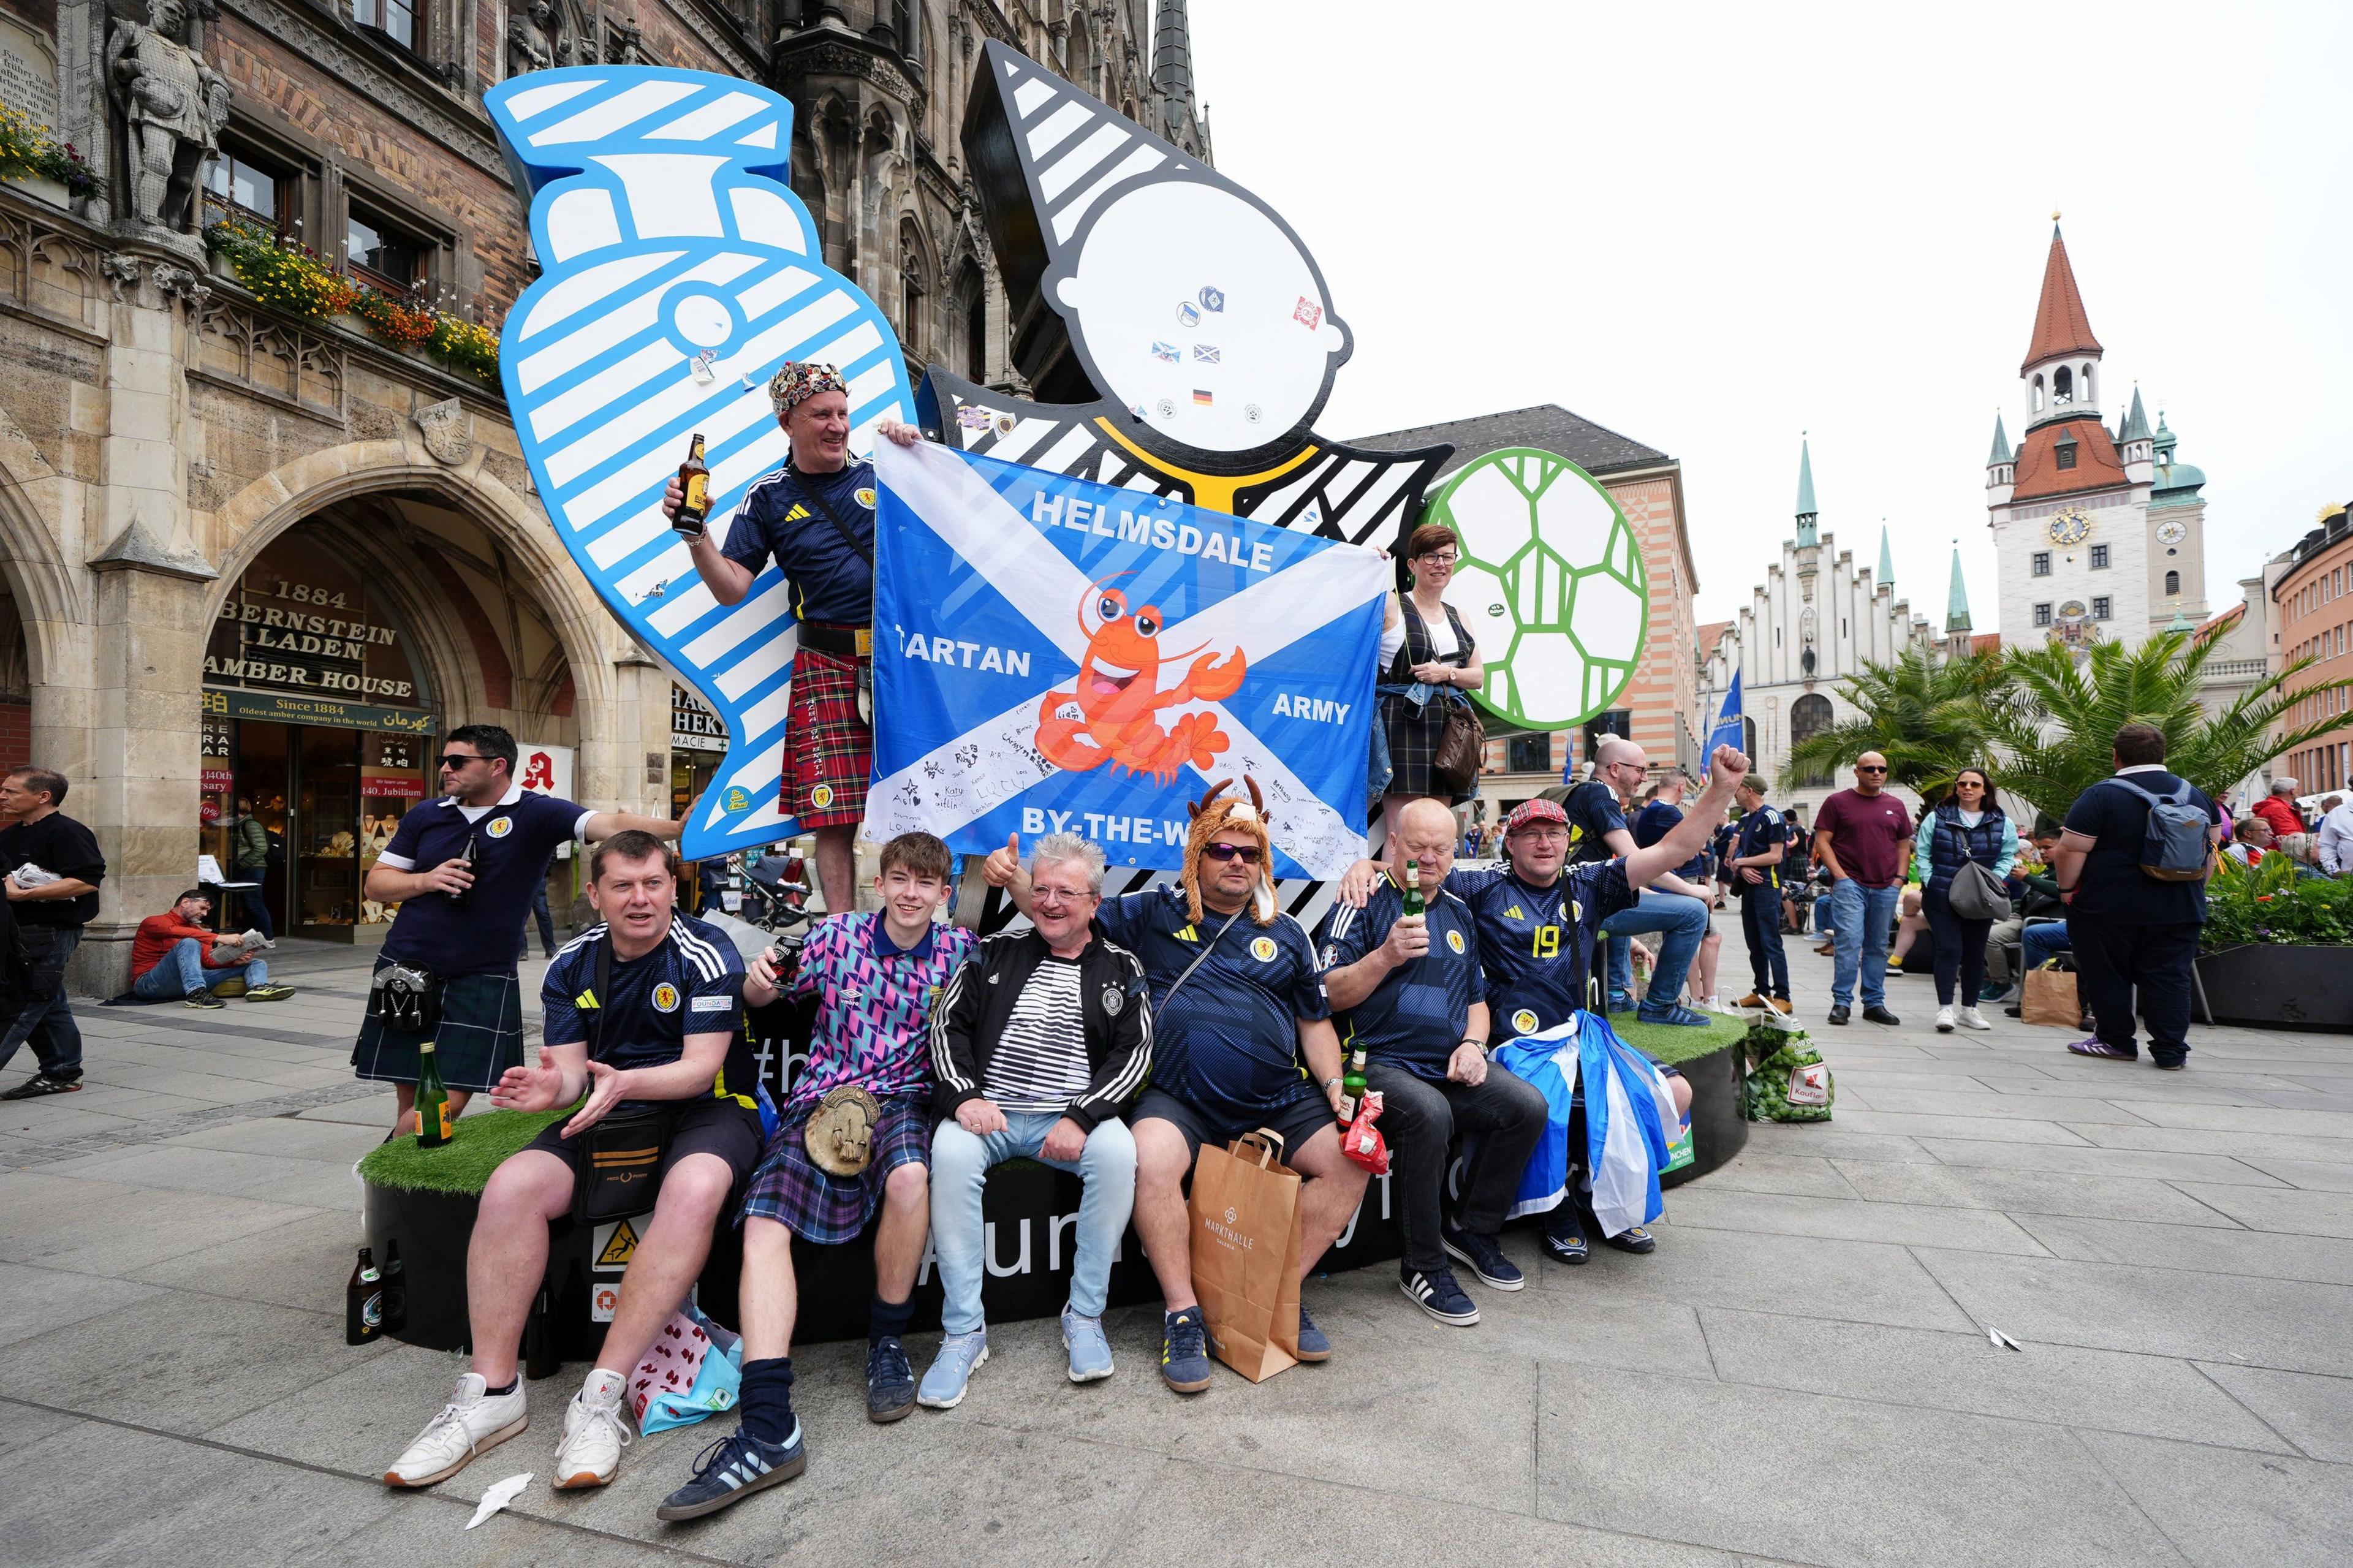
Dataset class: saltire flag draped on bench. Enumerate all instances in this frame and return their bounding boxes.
[861,441,1387,880]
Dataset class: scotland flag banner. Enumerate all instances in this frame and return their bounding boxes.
[862,440,1388,879]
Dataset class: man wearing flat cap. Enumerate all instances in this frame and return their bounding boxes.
[665,362,920,915]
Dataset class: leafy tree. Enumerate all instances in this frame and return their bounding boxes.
[1784,646,2011,795]
[1984,629,2353,824]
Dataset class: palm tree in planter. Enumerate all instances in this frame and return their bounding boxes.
[1786,646,2013,797]
[1985,629,2353,825]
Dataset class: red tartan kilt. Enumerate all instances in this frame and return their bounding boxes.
[782,645,872,828]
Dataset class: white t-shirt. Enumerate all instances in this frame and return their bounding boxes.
[1411,597,1460,661]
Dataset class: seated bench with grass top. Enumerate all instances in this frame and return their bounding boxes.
[357,1012,1749,1364]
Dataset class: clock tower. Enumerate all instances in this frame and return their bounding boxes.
[1986,222,2209,650]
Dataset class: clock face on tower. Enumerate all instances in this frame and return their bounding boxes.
[2155,519,2188,545]
[2047,509,2092,545]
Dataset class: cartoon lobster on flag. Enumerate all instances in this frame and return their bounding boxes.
[1036,576,1247,784]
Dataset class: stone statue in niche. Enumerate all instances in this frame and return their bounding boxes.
[105,0,230,233]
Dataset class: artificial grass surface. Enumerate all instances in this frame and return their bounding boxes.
[358,1107,567,1194]
[1606,1009,1750,1064]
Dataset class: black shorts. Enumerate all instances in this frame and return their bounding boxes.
[1132,1088,1338,1170]
[523,1097,765,1195]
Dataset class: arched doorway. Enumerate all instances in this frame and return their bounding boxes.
[1789,692,1834,786]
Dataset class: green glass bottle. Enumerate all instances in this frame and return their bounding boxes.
[1339,1048,1369,1124]
[414,1042,452,1148]
[1400,876,1426,919]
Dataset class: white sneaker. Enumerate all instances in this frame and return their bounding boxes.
[1955,1006,1993,1031]
[1935,1006,1955,1033]
[552,1368,634,1490]
[384,1372,528,1488]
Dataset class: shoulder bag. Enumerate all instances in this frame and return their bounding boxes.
[1414,602,1486,797]
[571,934,674,1225]
[1944,823,2012,921]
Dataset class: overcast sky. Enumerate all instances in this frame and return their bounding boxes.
[1186,1,2353,633]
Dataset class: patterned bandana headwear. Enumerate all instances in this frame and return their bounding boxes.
[1181,778,1278,926]
[769,360,847,417]
[1504,798,1568,838]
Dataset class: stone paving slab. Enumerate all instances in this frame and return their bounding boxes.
[2194,1362,2353,1463]
[1830,1157,2243,1226]
[2075,1430,2353,1568]
[2009,1212,2353,1286]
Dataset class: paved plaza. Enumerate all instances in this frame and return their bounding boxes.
[1,931,2348,1567]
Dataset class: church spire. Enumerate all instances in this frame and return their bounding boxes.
[1987,412,2012,466]
[2020,222,2103,376]
[2118,384,2151,443]
[1153,2,1197,113]
[1794,434,1818,547]
[1946,547,1972,634]
[1877,524,1895,589]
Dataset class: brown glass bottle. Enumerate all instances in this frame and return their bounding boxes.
[675,432,711,537]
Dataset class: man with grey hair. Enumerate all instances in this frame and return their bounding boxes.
[2253,778,2305,842]
[917,832,1150,1407]
[2317,793,2351,876]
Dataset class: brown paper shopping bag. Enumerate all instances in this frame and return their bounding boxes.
[1188,1129,1305,1383]
[2020,964,2083,1028]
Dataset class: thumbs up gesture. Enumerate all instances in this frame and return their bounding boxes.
[984,831,1023,888]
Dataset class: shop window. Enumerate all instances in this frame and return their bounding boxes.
[347,205,425,294]
[203,143,292,233]
[1506,734,1552,775]
[355,0,421,53]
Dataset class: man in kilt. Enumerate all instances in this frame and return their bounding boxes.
[654,831,974,1523]
[353,724,680,1137]
[667,360,925,915]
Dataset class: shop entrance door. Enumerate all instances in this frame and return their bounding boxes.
[297,726,363,934]
[236,721,293,934]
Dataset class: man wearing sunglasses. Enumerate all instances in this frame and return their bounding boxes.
[1568,737,1716,1027]
[1811,751,1914,1026]
[982,786,1368,1391]
[354,724,683,1137]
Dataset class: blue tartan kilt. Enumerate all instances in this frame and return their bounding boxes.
[349,957,524,1094]
[738,1091,931,1244]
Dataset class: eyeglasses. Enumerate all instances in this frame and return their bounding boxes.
[438,753,483,771]
[1418,553,1458,566]
[1202,843,1264,864]
[1857,765,1888,774]
[1032,885,1096,906]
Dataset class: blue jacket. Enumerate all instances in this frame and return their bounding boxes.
[1912,801,2018,912]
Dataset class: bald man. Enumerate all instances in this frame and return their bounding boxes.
[1318,798,1544,1327]
[1811,751,1914,1026]
[1568,737,1715,1026]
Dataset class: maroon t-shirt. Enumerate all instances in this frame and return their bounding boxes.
[1814,788,1915,887]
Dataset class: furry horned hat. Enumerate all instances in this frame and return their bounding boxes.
[1182,776,1278,925]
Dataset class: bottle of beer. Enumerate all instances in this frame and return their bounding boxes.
[345,1246,382,1345]
[1400,874,1426,919]
[379,1238,407,1335]
[446,835,479,910]
[523,1282,560,1379]
[415,1042,452,1148]
[1339,1048,1369,1124]
[674,432,711,539]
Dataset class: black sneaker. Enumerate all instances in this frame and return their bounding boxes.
[865,1336,915,1423]
[1827,1004,1851,1025]
[0,1073,81,1100]
[654,1426,805,1521]
[1542,1211,1590,1265]
[1440,1222,1525,1291]
[1602,1224,1659,1254]
[1161,1308,1212,1393]
[1295,1303,1331,1363]
[184,988,225,1010]
[1400,1266,1480,1326]
[1862,1004,1900,1026]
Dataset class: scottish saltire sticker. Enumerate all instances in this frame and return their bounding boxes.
[483,68,915,858]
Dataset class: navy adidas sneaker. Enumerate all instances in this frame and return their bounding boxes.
[1295,1303,1331,1362]
[1161,1308,1212,1393]
[654,1425,805,1521]
[1400,1266,1480,1326]
[866,1336,915,1423]
[1440,1223,1525,1290]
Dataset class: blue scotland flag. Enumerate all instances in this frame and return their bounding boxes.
[862,441,1388,879]
[483,68,914,859]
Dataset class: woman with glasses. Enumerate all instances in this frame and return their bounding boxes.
[1373,523,1483,858]
[1911,766,2018,1031]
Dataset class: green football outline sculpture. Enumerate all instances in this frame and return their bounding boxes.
[1425,447,1650,730]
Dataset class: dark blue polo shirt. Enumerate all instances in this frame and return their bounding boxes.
[1094,887,1326,1126]
[377,787,591,975]
[721,459,877,624]
[2061,768,2222,925]
[1316,877,1482,1081]
[542,913,752,1108]
[1562,780,1627,867]
[1447,860,1633,1042]
[1733,805,1789,890]
[1634,800,1708,880]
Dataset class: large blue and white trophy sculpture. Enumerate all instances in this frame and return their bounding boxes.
[485,70,913,860]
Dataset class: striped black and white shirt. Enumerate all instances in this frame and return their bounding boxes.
[980,956,1095,1114]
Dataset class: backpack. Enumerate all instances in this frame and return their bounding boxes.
[2101,776,2212,882]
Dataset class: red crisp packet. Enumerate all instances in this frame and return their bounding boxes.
[1341,1089,1389,1175]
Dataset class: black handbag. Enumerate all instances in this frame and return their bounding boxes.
[570,936,672,1225]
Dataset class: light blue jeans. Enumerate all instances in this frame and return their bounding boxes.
[930,1111,1137,1335]
[133,938,267,1000]
[1828,881,1901,1007]
[1601,890,1710,1012]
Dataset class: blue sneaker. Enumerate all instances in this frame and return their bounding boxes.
[915,1329,987,1411]
[865,1336,915,1423]
[1161,1308,1212,1393]
[1400,1267,1480,1326]
[1606,991,1636,1013]
[1441,1223,1525,1291]
[1295,1303,1331,1362]
[653,1425,805,1521]
[1061,1306,1113,1384]
[1637,1002,1713,1027]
